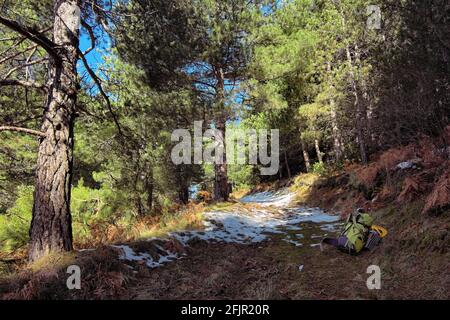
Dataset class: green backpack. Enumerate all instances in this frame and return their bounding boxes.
[339,210,374,255]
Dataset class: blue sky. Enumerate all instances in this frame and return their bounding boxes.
[77,31,111,83]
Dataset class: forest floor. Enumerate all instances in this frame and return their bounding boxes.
[122,131,450,300]
[122,189,449,300]
[1,134,449,300]
[126,239,444,300]
[1,173,449,300]
[1,174,448,300]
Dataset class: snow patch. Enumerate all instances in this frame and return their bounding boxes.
[171,190,340,247]
[396,159,421,170]
[241,190,296,207]
[113,244,179,269]
[113,189,341,269]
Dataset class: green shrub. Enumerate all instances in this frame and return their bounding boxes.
[0,181,128,253]
[312,162,328,176]
[71,179,136,245]
[0,185,34,254]
[71,179,106,244]
[0,180,183,254]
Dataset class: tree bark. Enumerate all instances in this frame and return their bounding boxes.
[314,139,323,164]
[345,45,368,165]
[301,138,311,173]
[327,61,344,162]
[178,185,189,205]
[354,44,372,152]
[132,156,145,216]
[213,66,229,201]
[29,0,80,261]
[145,171,154,212]
[336,3,368,165]
[214,116,229,201]
[284,150,291,179]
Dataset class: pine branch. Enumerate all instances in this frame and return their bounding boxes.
[0,15,60,63]
[80,19,96,55]
[0,79,47,92]
[2,57,47,79]
[0,125,46,137]
[78,49,126,137]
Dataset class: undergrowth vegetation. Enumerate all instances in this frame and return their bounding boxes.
[293,127,450,219]
[0,181,205,255]
[0,186,33,255]
[0,248,135,299]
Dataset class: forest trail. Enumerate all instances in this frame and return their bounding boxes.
[2,0,449,302]
[114,190,341,270]
[116,192,391,299]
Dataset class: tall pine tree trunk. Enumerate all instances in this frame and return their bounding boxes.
[301,137,311,173]
[213,66,229,201]
[214,116,229,201]
[314,139,323,164]
[145,170,154,212]
[29,0,79,261]
[354,44,372,153]
[284,150,291,179]
[346,45,368,165]
[336,3,368,165]
[327,61,344,162]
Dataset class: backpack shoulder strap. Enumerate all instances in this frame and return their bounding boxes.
[352,213,358,225]
[345,212,353,224]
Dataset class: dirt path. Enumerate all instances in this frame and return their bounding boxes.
[126,234,450,300]
[119,191,387,300]
[117,190,448,300]
[126,239,380,300]
[1,191,447,300]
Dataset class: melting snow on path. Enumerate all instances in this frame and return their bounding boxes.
[113,244,181,269]
[172,190,340,247]
[113,189,341,268]
[240,189,296,207]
